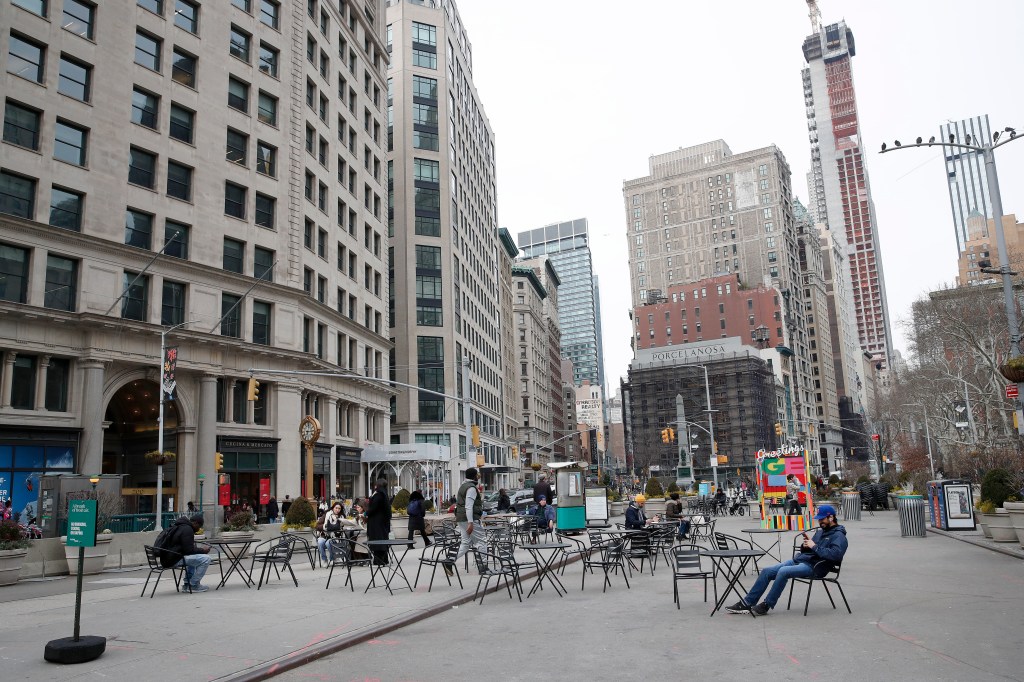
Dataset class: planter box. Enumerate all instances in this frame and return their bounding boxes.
[1005,503,1024,546]
[0,548,29,586]
[61,534,114,575]
[986,509,1018,543]
[645,499,666,516]
[610,502,624,517]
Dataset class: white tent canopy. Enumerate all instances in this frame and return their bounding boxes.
[360,443,453,509]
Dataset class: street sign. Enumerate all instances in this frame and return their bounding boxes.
[1006,384,1019,399]
[66,500,97,548]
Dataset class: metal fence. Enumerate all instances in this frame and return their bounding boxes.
[56,512,181,536]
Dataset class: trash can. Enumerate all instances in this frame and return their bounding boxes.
[897,495,926,537]
[926,480,976,531]
[841,491,861,522]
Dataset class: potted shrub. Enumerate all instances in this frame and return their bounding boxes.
[390,489,410,538]
[644,478,666,515]
[998,357,1024,383]
[980,468,1018,542]
[0,519,30,586]
[219,510,257,539]
[977,500,995,539]
[280,496,317,535]
[144,450,177,466]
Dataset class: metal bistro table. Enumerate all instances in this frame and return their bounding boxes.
[521,542,569,598]
[741,527,795,564]
[205,538,256,590]
[364,539,413,595]
[700,548,764,617]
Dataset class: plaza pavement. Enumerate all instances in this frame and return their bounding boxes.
[1,510,1022,681]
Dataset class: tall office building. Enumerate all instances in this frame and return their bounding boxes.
[386,0,511,476]
[623,141,818,467]
[0,0,391,523]
[941,115,994,254]
[517,219,604,390]
[802,9,893,369]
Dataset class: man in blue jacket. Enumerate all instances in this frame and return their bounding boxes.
[727,504,848,616]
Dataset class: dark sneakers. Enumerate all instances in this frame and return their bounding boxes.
[442,561,454,577]
[725,601,750,614]
[751,603,770,616]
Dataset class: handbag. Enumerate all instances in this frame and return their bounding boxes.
[423,519,434,535]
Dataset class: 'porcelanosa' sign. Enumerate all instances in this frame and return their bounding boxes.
[633,337,744,365]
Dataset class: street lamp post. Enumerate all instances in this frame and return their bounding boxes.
[197,474,205,513]
[902,403,936,479]
[693,365,719,490]
[156,319,201,528]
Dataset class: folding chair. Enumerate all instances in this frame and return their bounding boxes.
[582,536,630,592]
[670,546,715,608]
[786,535,851,616]
[713,531,760,575]
[623,530,656,576]
[250,536,298,589]
[472,551,522,604]
[325,537,373,591]
[414,534,463,592]
[281,532,317,570]
[142,546,188,597]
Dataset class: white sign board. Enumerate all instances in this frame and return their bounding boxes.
[584,488,608,522]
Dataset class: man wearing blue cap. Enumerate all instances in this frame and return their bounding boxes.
[727,504,847,616]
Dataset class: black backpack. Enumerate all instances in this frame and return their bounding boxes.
[153,525,178,566]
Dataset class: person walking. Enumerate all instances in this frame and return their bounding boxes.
[786,474,802,515]
[281,495,292,517]
[406,489,432,549]
[266,496,279,524]
[496,488,511,512]
[365,479,392,565]
[449,468,488,576]
[533,475,553,505]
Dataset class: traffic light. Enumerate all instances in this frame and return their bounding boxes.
[471,424,481,447]
[667,427,676,442]
[246,377,260,401]
[215,452,224,471]
[774,422,783,436]
[661,428,670,443]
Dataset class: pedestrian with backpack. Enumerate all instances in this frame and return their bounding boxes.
[448,468,488,576]
[406,489,431,549]
[157,514,212,592]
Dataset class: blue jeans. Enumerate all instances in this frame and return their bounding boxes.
[317,536,335,563]
[178,553,211,587]
[743,558,814,608]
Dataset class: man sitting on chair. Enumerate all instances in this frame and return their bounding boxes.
[726,505,847,617]
[533,495,556,540]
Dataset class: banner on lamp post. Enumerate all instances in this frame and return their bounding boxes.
[162,346,178,398]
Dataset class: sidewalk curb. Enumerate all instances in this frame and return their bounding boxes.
[219,554,584,682]
[926,526,1024,560]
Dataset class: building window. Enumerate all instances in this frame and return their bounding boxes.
[413,158,440,182]
[222,238,244,273]
[8,34,46,83]
[128,147,156,188]
[168,104,194,143]
[413,130,439,151]
[173,0,198,33]
[412,103,438,126]
[231,0,250,11]
[63,1,95,38]
[121,271,149,321]
[224,182,246,218]
[252,300,271,345]
[164,220,189,259]
[13,0,48,17]
[135,30,161,71]
[138,0,162,13]
[259,0,279,29]
[254,193,275,229]
[257,91,278,125]
[161,280,185,325]
[4,101,41,150]
[417,336,444,422]
[254,246,274,281]
[411,21,436,46]
[49,187,83,231]
[412,49,436,69]
[54,120,88,166]
[44,357,70,412]
[226,129,248,164]
[229,26,251,63]
[228,77,249,112]
[10,355,36,409]
[414,187,440,211]
[221,293,242,337]
[166,161,192,201]
[258,42,279,77]
[58,55,91,101]
[171,48,197,87]
[131,88,159,129]
[0,243,30,303]
[412,75,438,99]
[124,209,152,248]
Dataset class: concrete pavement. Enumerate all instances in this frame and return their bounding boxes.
[1,511,1021,681]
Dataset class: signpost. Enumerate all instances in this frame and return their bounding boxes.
[44,498,106,664]
[1006,384,1019,399]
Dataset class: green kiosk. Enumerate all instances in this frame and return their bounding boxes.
[549,461,587,533]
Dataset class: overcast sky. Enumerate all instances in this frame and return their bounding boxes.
[453,0,1024,394]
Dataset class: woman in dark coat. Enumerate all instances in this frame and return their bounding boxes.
[406,489,431,548]
[496,488,511,512]
[365,478,392,565]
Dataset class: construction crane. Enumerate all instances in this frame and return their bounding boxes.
[806,0,822,33]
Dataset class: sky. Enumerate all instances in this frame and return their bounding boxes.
[453,0,1024,394]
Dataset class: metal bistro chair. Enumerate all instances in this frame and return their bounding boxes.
[555,532,590,575]
[250,536,299,589]
[581,535,630,593]
[713,531,760,576]
[325,536,373,591]
[649,525,677,571]
[624,530,657,577]
[414,534,464,592]
[786,535,852,616]
[473,551,523,604]
[142,546,189,597]
[688,516,716,545]
[670,546,715,608]
[281,532,317,570]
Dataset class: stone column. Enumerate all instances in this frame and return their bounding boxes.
[276,383,304,502]
[325,397,337,500]
[0,352,16,408]
[197,374,219,533]
[78,360,106,475]
[224,379,235,423]
[34,355,50,410]
[176,427,197,514]
[356,405,367,446]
